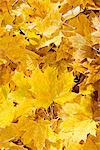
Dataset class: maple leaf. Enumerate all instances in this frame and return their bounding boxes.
[0,34,27,66]
[91,16,100,44]
[59,118,97,144]
[0,124,18,145]
[68,33,87,49]
[65,13,92,39]
[66,143,82,150]
[0,98,15,128]
[39,31,63,48]
[54,70,75,105]
[29,67,58,109]
[61,94,93,120]
[92,16,100,31]
[8,72,35,119]
[82,135,98,150]
[35,3,61,37]
[18,117,56,150]
[0,85,15,128]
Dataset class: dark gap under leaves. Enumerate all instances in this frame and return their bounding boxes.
[72,84,79,93]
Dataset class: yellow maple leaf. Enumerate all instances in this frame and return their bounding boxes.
[0,124,18,145]
[18,117,56,150]
[91,16,100,44]
[29,67,58,109]
[54,70,75,105]
[35,9,61,37]
[68,33,87,49]
[8,72,35,119]
[0,85,15,128]
[82,136,98,150]
[66,143,82,150]
[59,118,97,145]
[39,31,63,48]
[0,100,15,128]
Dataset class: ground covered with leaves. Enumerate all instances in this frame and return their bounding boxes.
[0,0,100,149]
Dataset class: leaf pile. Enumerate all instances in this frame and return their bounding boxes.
[0,0,100,149]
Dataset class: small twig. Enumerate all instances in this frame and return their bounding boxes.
[12,0,26,7]
[0,137,16,144]
[63,22,76,30]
